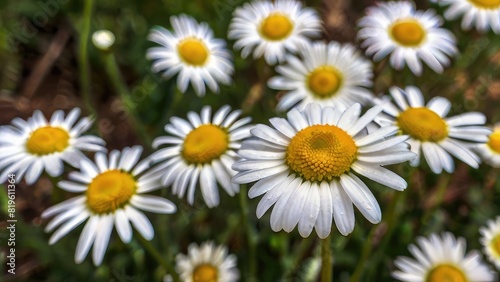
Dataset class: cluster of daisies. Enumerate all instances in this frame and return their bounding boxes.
[2,0,500,281]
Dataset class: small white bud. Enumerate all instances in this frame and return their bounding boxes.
[92,29,115,51]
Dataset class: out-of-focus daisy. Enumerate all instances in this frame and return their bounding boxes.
[149,105,252,208]
[42,146,176,266]
[375,86,491,174]
[477,122,500,167]
[232,103,415,238]
[228,0,322,65]
[437,0,500,34]
[357,1,458,76]
[176,241,239,282]
[268,41,374,111]
[393,232,494,281]
[480,216,500,269]
[147,14,233,96]
[0,108,105,185]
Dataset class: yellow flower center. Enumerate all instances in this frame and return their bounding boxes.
[490,234,500,257]
[487,130,500,153]
[26,126,70,155]
[177,38,209,66]
[192,264,218,282]
[469,0,500,9]
[397,107,448,142]
[182,124,229,164]
[86,170,136,214]
[307,67,343,98]
[286,125,358,182]
[426,264,467,282]
[260,13,294,41]
[390,19,426,47]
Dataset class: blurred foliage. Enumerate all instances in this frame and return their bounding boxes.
[0,0,499,281]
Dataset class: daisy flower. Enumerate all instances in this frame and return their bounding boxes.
[268,41,374,111]
[147,14,233,96]
[0,108,105,185]
[357,1,458,76]
[393,232,494,281]
[232,103,415,238]
[149,105,252,208]
[228,0,322,65]
[176,241,239,282]
[437,0,500,34]
[480,216,500,269]
[476,122,500,167]
[375,86,491,174]
[41,146,176,266]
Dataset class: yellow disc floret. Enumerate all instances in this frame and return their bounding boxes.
[260,13,294,41]
[308,67,343,98]
[426,264,467,282]
[192,264,218,282]
[178,38,209,66]
[182,124,229,164]
[26,126,70,155]
[487,130,500,153]
[469,0,500,9]
[86,170,136,214]
[397,107,448,142]
[490,234,500,257]
[286,125,358,182]
[391,19,426,47]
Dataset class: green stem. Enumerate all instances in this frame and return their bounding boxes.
[137,235,180,282]
[78,0,95,115]
[422,173,451,224]
[102,53,152,146]
[350,224,376,282]
[239,185,258,282]
[320,234,332,282]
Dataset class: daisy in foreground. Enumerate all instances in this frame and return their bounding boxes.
[476,122,500,167]
[147,14,233,96]
[480,216,500,269]
[268,41,374,111]
[42,146,176,266]
[0,108,105,185]
[393,232,494,281]
[232,103,416,238]
[357,1,458,76]
[375,86,491,174]
[175,241,239,282]
[149,105,252,208]
[437,0,500,34]
[228,0,321,64]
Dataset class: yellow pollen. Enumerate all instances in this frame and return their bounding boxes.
[487,131,500,154]
[286,125,357,182]
[469,0,500,9]
[260,13,294,41]
[426,264,467,282]
[390,19,426,47]
[307,67,343,98]
[490,235,500,257]
[182,124,229,164]
[178,38,209,66]
[397,107,448,142]
[192,264,218,282]
[86,170,136,214]
[26,126,70,155]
